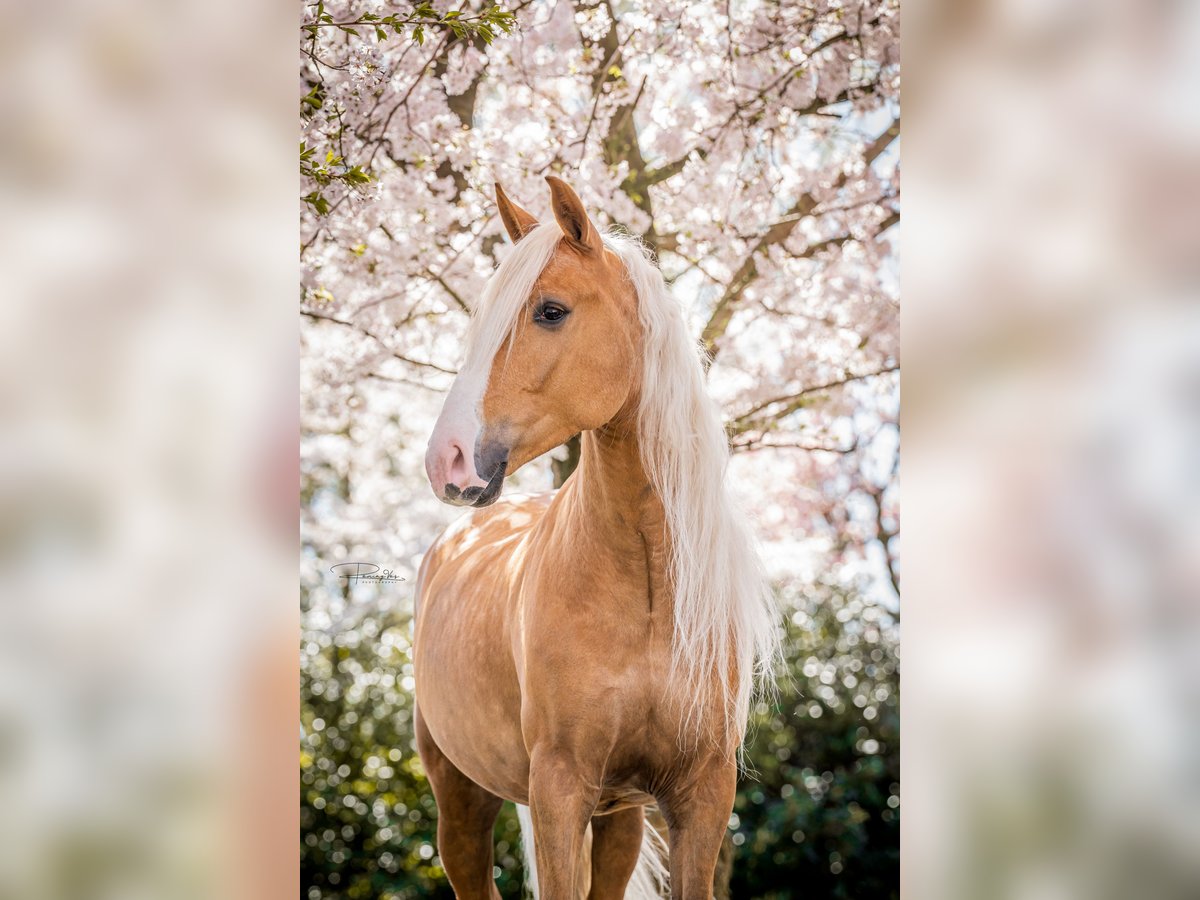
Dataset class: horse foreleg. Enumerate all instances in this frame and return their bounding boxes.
[588,807,644,900]
[528,751,601,899]
[660,762,737,900]
[415,708,504,900]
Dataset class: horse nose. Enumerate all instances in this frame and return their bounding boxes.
[425,432,487,504]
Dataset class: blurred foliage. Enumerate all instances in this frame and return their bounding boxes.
[730,583,899,899]
[301,580,898,898]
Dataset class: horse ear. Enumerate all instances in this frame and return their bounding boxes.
[495,182,539,243]
[545,175,603,254]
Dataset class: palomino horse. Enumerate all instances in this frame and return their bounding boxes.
[415,175,778,899]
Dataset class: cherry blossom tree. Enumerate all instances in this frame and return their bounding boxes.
[301,0,898,584]
[301,1,899,895]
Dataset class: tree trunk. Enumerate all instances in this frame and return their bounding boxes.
[550,434,581,488]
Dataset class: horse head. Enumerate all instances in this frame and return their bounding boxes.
[425,176,640,507]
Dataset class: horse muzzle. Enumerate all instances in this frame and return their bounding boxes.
[444,451,507,508]
[426,432,509,508]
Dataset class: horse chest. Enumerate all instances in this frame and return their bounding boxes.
[517,544,691,759]
[522,536,671,662]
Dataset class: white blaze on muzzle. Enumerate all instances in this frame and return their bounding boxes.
[425,365,489,503]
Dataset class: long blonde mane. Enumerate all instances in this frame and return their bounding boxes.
[457,224,563,390]
[462,223,779,742]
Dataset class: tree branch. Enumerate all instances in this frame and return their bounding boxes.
[699,117,900,363]
[643,148,709,186]
[865,481,901,599]
[699,192,821,361]
[729,363,899,434]
[570,0,668,243]
[300,309,457,374]
[421,267,471,314]
[874,208,900,235]
[729,437,859,455]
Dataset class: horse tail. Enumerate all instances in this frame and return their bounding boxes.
[515,804,669,899]
[625,812,670,899]
[515,804,543,899]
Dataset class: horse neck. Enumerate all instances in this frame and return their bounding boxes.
[564,407,669,568]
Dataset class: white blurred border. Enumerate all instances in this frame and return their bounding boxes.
[0,2,297,898]
[905,0,1200,896]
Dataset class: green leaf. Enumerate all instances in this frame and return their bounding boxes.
[303,192,331,216]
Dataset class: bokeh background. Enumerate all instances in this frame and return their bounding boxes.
[1,1,1196,899]
[904,1,1200,897]
[0,2,297,899]
[299,1,900,897]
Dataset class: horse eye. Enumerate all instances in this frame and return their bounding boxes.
[533,302,569,326]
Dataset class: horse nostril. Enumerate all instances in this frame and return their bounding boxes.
[444,483,461,500]
[446,441,472,486]
[460,486,483,504]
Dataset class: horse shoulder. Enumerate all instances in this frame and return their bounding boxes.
[417,491,556,618]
